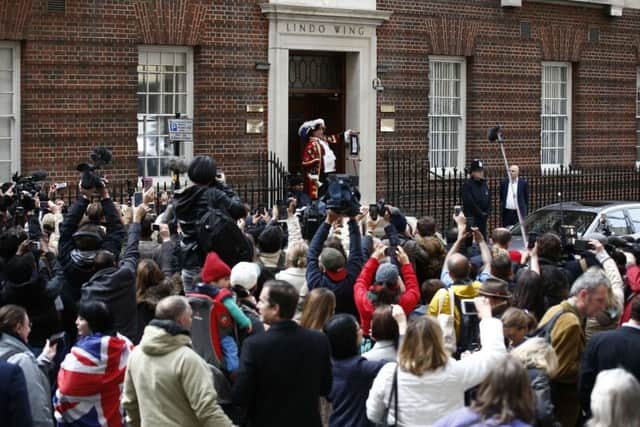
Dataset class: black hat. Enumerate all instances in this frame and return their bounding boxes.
[6,252,36,284]
[470,159,484,172]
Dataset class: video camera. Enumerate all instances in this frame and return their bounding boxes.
[321,174,361,217]
[77,147,112,190]
[12,170,47,198]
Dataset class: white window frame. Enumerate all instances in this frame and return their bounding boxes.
[636,67,640,167]
[0,42,20,181]
[137,45,193,184]
[540,61,572,171]
[428,56,466,172]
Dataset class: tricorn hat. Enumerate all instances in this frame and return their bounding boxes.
[298,118,325,140]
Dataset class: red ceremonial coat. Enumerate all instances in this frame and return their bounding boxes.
[301,134,341,199]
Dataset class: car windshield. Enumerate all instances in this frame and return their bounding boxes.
[511,209,597,237]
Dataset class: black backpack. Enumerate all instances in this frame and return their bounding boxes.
[197,208,253,268]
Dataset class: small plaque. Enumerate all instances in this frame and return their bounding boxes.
[246,104,264,113]
[246,119,264,134]
[380,119,395,133]
[380,105,395,113]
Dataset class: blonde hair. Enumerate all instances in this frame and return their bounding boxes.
[511,337,558,374]
[286,241,308,269]
[299,288,335,331]
[502,307,537,333]
[398,316,448,375]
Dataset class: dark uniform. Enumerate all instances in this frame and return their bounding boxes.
[460,159,491,238]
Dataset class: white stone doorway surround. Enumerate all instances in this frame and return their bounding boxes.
[261,2,391,203]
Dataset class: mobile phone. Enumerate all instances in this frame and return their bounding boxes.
[454,205,462,216]
[527,232,538,250]
[49,331,65,345]
[132,192,143,207]
[574,240,595,252]
[385,245,397,257]
[276,200,288,221]
[28,240,40,251]
[152,224,160,231]
[369,204,378,221]
[54,182,67,190]
[460,299,478,315]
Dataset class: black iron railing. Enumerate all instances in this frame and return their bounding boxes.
[384,150,640,231]
[53,152,289,212]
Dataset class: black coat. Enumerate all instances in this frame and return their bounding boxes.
[500,177,529,218]
[80,223,140,341]
[232,320,332,427]
[0,359,32,427]
[460,178,490,221]
[579,325,640,416]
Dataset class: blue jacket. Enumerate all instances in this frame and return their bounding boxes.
[306,219,363,316]
[328,356,386,427]
[0,359,32,427]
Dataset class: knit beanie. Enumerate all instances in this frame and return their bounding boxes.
[201,252,231,283]
[258,225,284,254]
[230,261,260,291]
[375,262,399,285]
[6,252,36,284]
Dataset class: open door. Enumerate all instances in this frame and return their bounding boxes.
[288,51,346,175]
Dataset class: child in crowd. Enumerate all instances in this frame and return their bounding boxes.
[193,252,252,372]
[501,307,537,350]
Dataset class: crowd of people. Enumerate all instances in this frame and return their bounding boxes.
[1,153,640,427]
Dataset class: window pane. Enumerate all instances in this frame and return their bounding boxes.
[163,94,174,114]
[176,74,186,92]
[177,95,186,114]
[163,73,174,93]
[0,138,10,160]
[137,158,145,176]
[0,71,11,92]
[137,73,146,93]
[137,136,145,156]
[0,117,10,137]
[137,95,146,114]
[148,51,161,65]
[0,94,12,114]
[146,158,159,176]
[0,49,12,69]
[148,95,160,114]
[148,73,160,92]
[0,161,10,182]
[160,158,171,176]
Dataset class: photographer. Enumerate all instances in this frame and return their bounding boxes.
[79,191,154,341]
[172,155,248,292]
[306,209,364,317]
[58,182,126,294]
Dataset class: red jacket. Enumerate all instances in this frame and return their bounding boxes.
[621,265,640,324]
[353,257,421,336]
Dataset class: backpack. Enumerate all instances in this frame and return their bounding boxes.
[197,208,253,268]
[456,297,481,354]
[529,309,569,343]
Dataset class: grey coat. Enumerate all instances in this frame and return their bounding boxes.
[0,333,53,427]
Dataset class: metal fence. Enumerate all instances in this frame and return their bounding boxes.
[384,150,640,231]
[54,151,289,211]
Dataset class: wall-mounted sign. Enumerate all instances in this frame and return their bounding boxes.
[380,104,395,113]
[279,21,371,37]
[246,119,264,134]
[380,119,395,133]
[168,119,193,141]
[246,104,264,113]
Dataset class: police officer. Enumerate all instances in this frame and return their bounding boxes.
[460,159,491,238]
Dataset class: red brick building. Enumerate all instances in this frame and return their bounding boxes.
[1,0,639,203]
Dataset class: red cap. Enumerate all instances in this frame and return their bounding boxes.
[201,252,231,284]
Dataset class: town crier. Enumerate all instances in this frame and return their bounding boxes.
[298,118,357,199]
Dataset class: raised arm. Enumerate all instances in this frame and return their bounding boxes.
[306,211,339,289]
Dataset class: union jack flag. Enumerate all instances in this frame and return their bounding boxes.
[53,334,133,427]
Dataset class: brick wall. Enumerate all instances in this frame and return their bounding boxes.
[376,0,640,197]
[18,0,269,186]
[8,0,640,197]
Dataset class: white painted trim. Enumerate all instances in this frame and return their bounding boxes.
[428,56,466,172]
[262,4,390,204]
[268,0,376,11]
[540,61,572,170]
[0,42,20,178]
[137,45,194,184]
